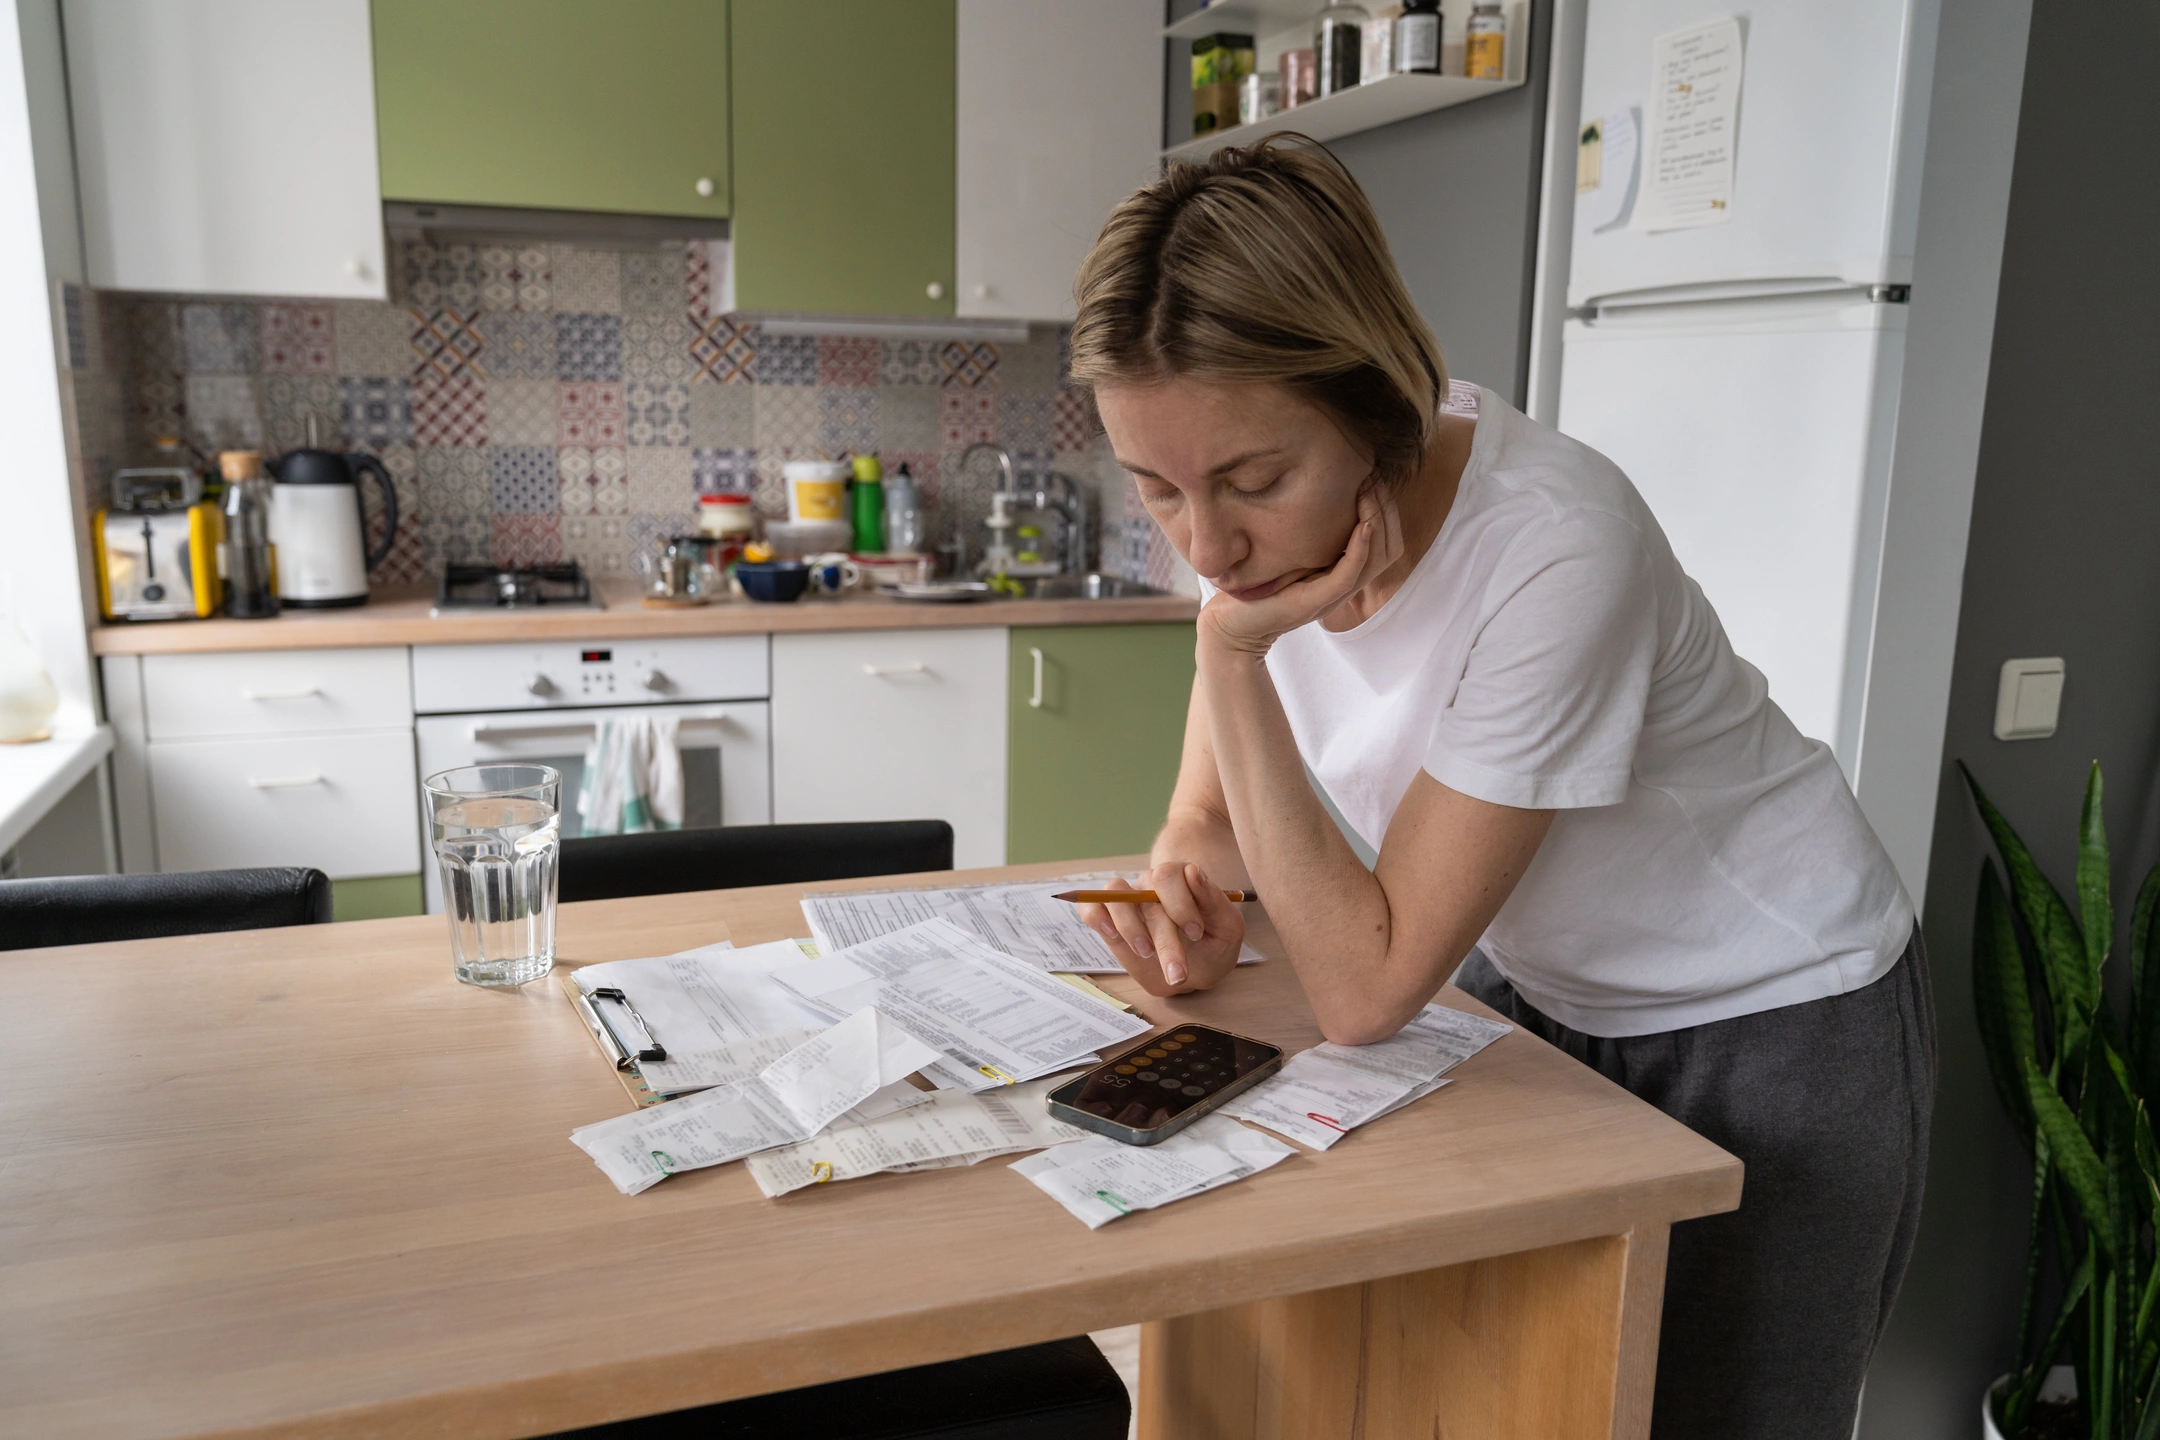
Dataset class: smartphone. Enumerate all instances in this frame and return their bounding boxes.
[1046,1025,1283,1146]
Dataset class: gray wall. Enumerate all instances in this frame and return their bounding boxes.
[1330,0,1554,410]
[1862,0,2160,1432]
[1161,0,1556,409]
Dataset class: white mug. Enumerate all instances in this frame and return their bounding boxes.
[805,552,862,594]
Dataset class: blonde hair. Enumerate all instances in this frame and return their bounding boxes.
[1069,135,1446,488]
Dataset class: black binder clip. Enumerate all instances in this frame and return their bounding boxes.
[586,986,668,1068]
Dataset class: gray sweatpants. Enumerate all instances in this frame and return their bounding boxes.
[1452,928,1934,1440]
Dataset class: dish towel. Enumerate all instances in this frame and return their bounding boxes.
[576,715,685,835]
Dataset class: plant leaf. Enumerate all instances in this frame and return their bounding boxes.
[2026,1058,2118,1261]
[1975,859,2041,1142]
[1963,762,2093,1018]
[2079,762,2113,987]
[2133,860,2160,1096]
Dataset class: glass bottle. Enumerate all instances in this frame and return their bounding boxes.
[1314,2,1369,97]
[1394,0,1441,74]
[1465,0,1506,79]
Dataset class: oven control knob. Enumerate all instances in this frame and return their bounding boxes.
[525,673,556,697]
[643,669,672,692]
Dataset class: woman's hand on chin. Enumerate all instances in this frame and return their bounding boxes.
[1075,863,1246,996]
[1198,485,1405,655]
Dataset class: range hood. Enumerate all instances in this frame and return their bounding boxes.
[383,201,727,251]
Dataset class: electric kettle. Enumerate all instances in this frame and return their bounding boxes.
[267,448,397,607]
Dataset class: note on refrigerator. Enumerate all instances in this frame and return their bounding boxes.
[774,917,1152,1091]
[801,875,1266,975]
[744,1076,1092,1197]
[1222,1003,1511,1150]
[1011,1115,1297,1229]
[1580,106,1641,232]
[569,1008,942,1195]
[1631,17,1743,233]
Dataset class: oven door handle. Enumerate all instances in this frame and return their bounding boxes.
[467,715,739,743]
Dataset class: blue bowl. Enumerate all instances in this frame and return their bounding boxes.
[736,560,812,602]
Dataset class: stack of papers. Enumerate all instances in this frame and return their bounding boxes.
[1011,1115,1296,1229]
[1222,1004,1513,1150]
[801,875,1266,975]
[571,1008,940,1195]
[573,939,835,1097]
[745,1076,1092,1197]
[773,917,1152,1091]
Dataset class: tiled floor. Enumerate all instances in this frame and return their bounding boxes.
[1090,1325,1141,1438]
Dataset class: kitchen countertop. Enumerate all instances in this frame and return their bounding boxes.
[88,582,1201,655]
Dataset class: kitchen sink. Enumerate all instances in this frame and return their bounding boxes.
[1025,573,1169,600]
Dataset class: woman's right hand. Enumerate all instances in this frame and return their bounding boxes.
[1075,861,1246,996]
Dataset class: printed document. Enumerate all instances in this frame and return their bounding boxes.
[1223,1004,1511,1150]
[801,875,1265,975]
[774,917,1151,1089]
[1632,16,1743,232]
[574,938,835,1056]
[570,1008,942,1195]
[1011,1115,1296,1229]
[745,1076,1091,1197]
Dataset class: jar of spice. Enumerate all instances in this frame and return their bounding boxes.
[1280,47,1318,108]
[1314,2,1370,97]
[696,492,755,568]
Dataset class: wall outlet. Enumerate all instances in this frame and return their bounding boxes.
[1994,657,2065,741]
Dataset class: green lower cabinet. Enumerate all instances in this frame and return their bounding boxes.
[1008,624,1196,865]
[331,874,425,922]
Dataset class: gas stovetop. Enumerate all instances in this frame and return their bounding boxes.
[431,562,603,613]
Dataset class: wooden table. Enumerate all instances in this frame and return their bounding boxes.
[0,858,1742,1440]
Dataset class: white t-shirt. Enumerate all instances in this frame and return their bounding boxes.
[1213,387,1913,1037]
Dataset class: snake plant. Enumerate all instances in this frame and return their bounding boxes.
[1968,761,2160,1439]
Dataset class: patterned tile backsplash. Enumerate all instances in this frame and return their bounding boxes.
[59,238,1189,592]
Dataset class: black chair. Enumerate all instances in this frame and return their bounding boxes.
[0,866,332,951]
[548,819,1128,1440]
[554,1338,1129,1439]
[559,820,955,903]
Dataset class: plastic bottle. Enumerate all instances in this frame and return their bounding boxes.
[1394,0,1441,73]
[884,464,925,555]
[850,453,886,553]
[1465,0,1505,79]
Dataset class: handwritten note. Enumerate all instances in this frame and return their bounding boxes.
[1632,18,1743,232]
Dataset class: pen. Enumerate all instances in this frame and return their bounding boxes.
[1052,889,1260,905]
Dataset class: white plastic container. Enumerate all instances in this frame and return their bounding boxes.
[782,460,851,525]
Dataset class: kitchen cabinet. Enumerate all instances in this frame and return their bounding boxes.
[954,0,1161,322]
[729,0,956,317]
[103,649,422,910]
[370,0,731,220]
[771,628,1007,867]
[63,0,388,298]
[1007,624,1195,865]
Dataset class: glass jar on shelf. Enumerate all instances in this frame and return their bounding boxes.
[1313,2,1370,98]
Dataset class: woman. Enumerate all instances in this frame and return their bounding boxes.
[1068,138,1934,1440]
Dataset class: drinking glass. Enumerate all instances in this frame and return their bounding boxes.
[426,764,561,987]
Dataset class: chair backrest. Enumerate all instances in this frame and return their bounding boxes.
[0,867,334,952]
[558,821,955,904]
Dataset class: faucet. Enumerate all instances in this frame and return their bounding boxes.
[957,444,1090,576]
[1035,471,1090,575]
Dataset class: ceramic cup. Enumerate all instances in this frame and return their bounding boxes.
[805,552,862,595]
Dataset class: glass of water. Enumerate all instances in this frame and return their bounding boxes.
[425,764,561,987]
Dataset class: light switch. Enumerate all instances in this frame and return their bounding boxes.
[1994,657,2064,741]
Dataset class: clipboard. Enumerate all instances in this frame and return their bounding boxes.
[558,969,664,1109]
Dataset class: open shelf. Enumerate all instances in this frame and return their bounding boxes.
[1164,0,1328,41]
[1163,70,1523,162]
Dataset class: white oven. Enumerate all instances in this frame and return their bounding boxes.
[411,637,772,913]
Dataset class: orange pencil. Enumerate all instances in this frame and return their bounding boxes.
[1052,888,1260,904]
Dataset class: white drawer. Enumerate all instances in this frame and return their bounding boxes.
[143,648,413,740]
[149,730,421,879]
[772,628,1008,867]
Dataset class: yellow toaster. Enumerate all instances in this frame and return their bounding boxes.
[94,468,222,620]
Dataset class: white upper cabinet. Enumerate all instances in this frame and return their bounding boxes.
[64,0,387,298]
[955,0,1162,322]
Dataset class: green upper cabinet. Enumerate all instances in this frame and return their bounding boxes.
[730,0,955,316]
[1008,624,1197,866]
[371,0,731,218]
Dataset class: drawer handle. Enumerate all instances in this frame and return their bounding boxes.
[248,773,325,789]
[1029,648,1044,709]
[861,662,929,678]
[242,686,322,701]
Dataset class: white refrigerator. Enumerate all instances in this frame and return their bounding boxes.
[1554,0,1939,774]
